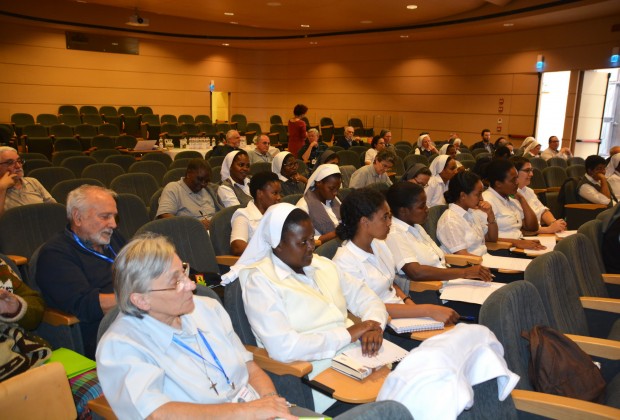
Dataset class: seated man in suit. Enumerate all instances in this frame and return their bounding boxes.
[156,158,222,230]
[578,155,615,206]
[36,185,125,358]
[210,129,241,157]
[0,146,55,217]
[470,129,495,154]
[336,126,361,150]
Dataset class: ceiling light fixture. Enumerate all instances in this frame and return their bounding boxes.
[503,23,514,27]
[360,20,373,24]
[406,5,418,10]
[301,24,310,28]
[126,9,149,27]
[400,35,409,38]
[267,2,281,6]
[230,21,238,25]
[310,41,318,45]
[224,12,234,16]
[222,43,230,46]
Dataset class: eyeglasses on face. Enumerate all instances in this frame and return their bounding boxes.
[149,262,191,293]
[283,160,299,167]
[0,158,25,167]
[519,168,533,173]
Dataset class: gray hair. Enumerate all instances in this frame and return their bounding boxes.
[226,130,240,140]
[0,146,17,156]
[113,233,177,318]
[66,184,117,221]
[255,133,270,144]
[307,128,319,136]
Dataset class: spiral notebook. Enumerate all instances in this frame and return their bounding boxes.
[388,317,444,334]
[331,340,409,380]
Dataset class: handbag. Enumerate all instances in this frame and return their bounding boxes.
[0,323,52,382]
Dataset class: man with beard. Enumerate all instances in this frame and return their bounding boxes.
[36,185,125,358]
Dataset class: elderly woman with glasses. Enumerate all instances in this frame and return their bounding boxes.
[272,151,307,197]
[96,234,294,420]
[0,146,55,216]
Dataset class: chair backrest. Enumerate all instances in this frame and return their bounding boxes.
[315,238,342,259]
[12,113,36,127]
[90,147,121,162]
[479,281,549,391]
[270,115,283,125]
[180,123,201,136]
[129,160,168,186]
[136,106,153,115]
[24,159,52,175]
[123,115,143,137]
[58,114,82,127]
[0,203,67,259]
[161,114,178,125]
[529,157,547,171]
[81,163,125,188]
[211,166,222,184]
[209,205,241,256]
[422,205,448,246]
[542,166,567,188]
[223,280,258,346]
[115,134,137,149]
[339,165,356,188]
[36,113,60,126]
[118,106,136,117]
[281,193,302,205]
[337,187,352,202]
[208,155,225,168]
[79,105,99,115]
[97,124,120,138]
[524,252,589,336]
[471,148,487,157]
[23,124,48,138]
[0,362,77,420]
[115,193,150,240]
[178,114,195,125]
[547,157,568,168]
[149,188,163,220]
[530,168,547,190]
[566,164,585,179]
[20,152,49,161]
[81,114,104,126]
[50,178,104,204]
[110,173,159,206]
[174,150,203,160]
[74,124,98,138]
[249,161,272,176]
[404,154,429,169]
[99,106,118,117]
[103,154,136,172]
[455,153,475,162]
[52,150,82,166]
[136,217,220,274]
[59,105,79,115]
[142,114,161,126]
[231,114,247,132]
[195,114,212,124]
[162,168,187,186]
[336,150,360,168]
[53,138,82,152]
[577,219,606,273]
[568,157,585,166]
[60,155,97,177]
[28,167,75,192]
[554,233,608,298]
[169,158,194,170]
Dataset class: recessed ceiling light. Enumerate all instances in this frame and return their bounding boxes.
[76,0,88,3]
[111,42,119,46]
[230,21,238,24]
[503,23,514,27]
[224,12,234,16]
[310,41,318,45]
[400,35,409,38]
[360,20,373,24]
[406,5,418,10]
[301,24,310,28]
[267,2,281,6]
[222,43,230,46]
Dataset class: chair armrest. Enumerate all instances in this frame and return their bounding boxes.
[445,254,482,266]
[410,281,442,292]
[410,324,455,341]
[245,345,312,377]
[580,297,620,314]
[42,308,80,327]
[602,274,620,285]
[87,395,117,420]
[485,241,513,251]
[565,203,609,210]
[215,255,238,266]
[7,255,27,266]
[511,389,620,419]
[565,334,620,360]
[546,186,561,192]
[320,125,334,130]
[533,188,547,194]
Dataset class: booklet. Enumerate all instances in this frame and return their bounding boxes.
[331,340,409,380]
[388,317,444,334]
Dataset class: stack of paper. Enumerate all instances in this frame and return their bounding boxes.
[331,340,409,380]
[481,254,531,271]
[556,230,578,239]
[388,317,444,333]
[440,279,506,305]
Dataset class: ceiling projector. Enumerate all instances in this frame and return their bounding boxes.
[126,12,149,27]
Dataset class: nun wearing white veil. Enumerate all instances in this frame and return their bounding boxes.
[425,155,458,207]
[225,203,387,414]
[217,150,252,207]
[295,164,342,243]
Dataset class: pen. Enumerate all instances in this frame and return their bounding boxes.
[459,315,476,322]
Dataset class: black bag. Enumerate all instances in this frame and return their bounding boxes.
[521,325,606,403]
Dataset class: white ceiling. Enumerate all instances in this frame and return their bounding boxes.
[0,0,619,49]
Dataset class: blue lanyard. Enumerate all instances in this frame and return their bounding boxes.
[70,231,116,263]
[172,330,233,388]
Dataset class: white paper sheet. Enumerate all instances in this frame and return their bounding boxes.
[481,254,531,271]
[440,279,506,305]
[555,230,578,239]
[522,235,557,256]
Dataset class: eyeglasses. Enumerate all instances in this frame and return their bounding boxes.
[0,158,25,167]
[519,168,533,173]
[282,160,299,168]
[149,262,191,293]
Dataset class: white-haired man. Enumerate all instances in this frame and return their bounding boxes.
[36,185,124,358]
[0,146,55,216]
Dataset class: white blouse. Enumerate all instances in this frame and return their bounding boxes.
[230,201,263,244]
[482,188,524,239]
[333,239,402,304]
[437,204,488,256]
[518,186,548,222]
[385,217,446,274]
[426,175,448,207]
